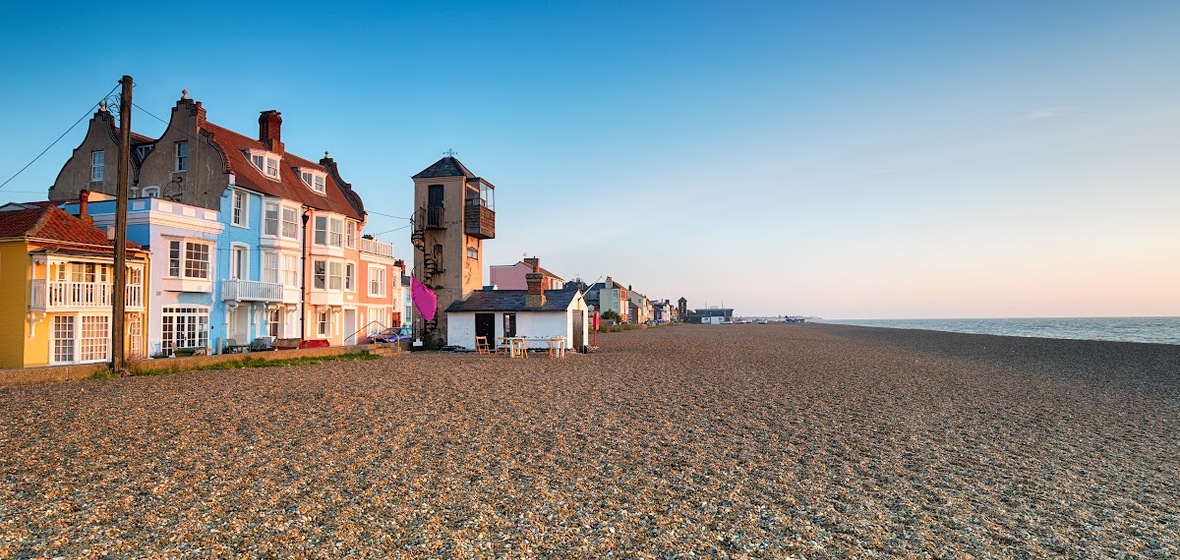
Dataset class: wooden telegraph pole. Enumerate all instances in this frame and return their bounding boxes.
[112,75,132,373]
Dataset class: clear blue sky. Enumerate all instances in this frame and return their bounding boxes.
[2,1,1177,319]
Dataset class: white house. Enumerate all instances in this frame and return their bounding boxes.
[444,270,589,353]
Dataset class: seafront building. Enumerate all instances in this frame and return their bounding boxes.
[408,156,496,340]
[0,204,150,367]
[35,91,402,362]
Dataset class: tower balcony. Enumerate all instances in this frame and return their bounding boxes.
[464,199,495,239]
[418,205,445,229]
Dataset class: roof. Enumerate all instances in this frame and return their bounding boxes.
[201,121,365,221]
[491,260,563,280]
[590,279,626,291]
[445,289,580,313]
[113,125,156,145]
[0,206,141,252]
[413,156,475,179]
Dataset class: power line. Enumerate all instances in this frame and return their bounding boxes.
[366,209,411,220]
[371,224,411,236]
[131,101,206,144]
[0,83,122,191]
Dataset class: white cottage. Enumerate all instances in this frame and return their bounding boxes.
[444,269,589,353]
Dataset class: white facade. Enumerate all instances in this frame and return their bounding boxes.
[445,294,589,351]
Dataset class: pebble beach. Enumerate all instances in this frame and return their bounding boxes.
[2,323,1178,558]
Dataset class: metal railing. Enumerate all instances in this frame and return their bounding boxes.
[359,237,394,258]
[30,280,144,310]
[221,279,283,302]
[346,320,390,346]
[419,205,445,228]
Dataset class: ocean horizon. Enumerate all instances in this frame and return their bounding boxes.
[821,316,1180,346]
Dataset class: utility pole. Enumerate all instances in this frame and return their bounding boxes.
[112,75,132,373]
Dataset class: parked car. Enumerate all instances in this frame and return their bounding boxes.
[359,326,413,345]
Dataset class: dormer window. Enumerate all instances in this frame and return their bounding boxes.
[300,168,327,195]
[245,149,281,180]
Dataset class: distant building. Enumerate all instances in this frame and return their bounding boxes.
[687,307,734,325]
[585,276,630,322]
[652,299,675,324]
[490,257,564,291]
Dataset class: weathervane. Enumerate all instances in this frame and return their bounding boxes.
[443,149,459,157]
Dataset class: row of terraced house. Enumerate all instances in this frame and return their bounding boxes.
[0,92,405,368]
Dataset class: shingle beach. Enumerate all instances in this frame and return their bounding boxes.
[2,324,1178,558]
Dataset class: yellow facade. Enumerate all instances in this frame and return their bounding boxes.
[0,239,150,369]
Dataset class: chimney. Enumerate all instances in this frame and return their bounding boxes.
[525,261,546,309]
[523,256,539,268]
[195,101,206,127]
[258,110,284,153]
[78,190,92,224]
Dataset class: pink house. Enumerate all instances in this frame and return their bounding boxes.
[489,257,564,291]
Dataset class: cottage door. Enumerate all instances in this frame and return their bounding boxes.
[572,311,585,352]
[475,313,496,349]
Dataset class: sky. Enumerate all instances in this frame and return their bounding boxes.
[1,1,1177,319]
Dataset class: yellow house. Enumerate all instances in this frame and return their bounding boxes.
[0,204,149,368]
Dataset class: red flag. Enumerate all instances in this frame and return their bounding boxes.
[410,275,438,322]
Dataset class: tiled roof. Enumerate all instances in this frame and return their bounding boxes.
[518,261,563,280]
[0,206,141,252]
[413,156,475,179]
[201,121,365,221]
[113,126,156,145]
[445,289,579,313]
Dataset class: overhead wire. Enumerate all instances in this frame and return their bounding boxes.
[0,82,122,191]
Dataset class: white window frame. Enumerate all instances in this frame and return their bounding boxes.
[175,141,188,172]
[263,252,279,284]
[53,315,75,363]
[160,305,210,355]
[91,150,104,182]
[230,244,248,280]
[283,254,298,286]
[368,265,386,297]
[313,259,327,290]
[232,190,248,227]
[79,315,110,362]
[246,149,281,180]
[282,207,299,238]
[346,222,356,249]
[314,216,328,246]
[264,202,279,235]
[344,262,356,292]
[268,307,282,337]
[300,168,327,195]
[328,261,343,291]
[168,239,211,279]
[316,308,329,337]
[329,218,343,247]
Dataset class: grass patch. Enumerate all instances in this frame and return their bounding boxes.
[99,352,384,378]
[189,353,381,372]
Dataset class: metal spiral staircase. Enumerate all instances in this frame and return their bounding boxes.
[410,205,444,334]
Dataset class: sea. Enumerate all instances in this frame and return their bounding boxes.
[822,317,1180,346]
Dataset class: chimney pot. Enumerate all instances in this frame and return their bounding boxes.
[78,190,91,223]
[258,110,284,153]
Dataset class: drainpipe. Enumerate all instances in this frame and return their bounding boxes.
[301,208,310,338]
